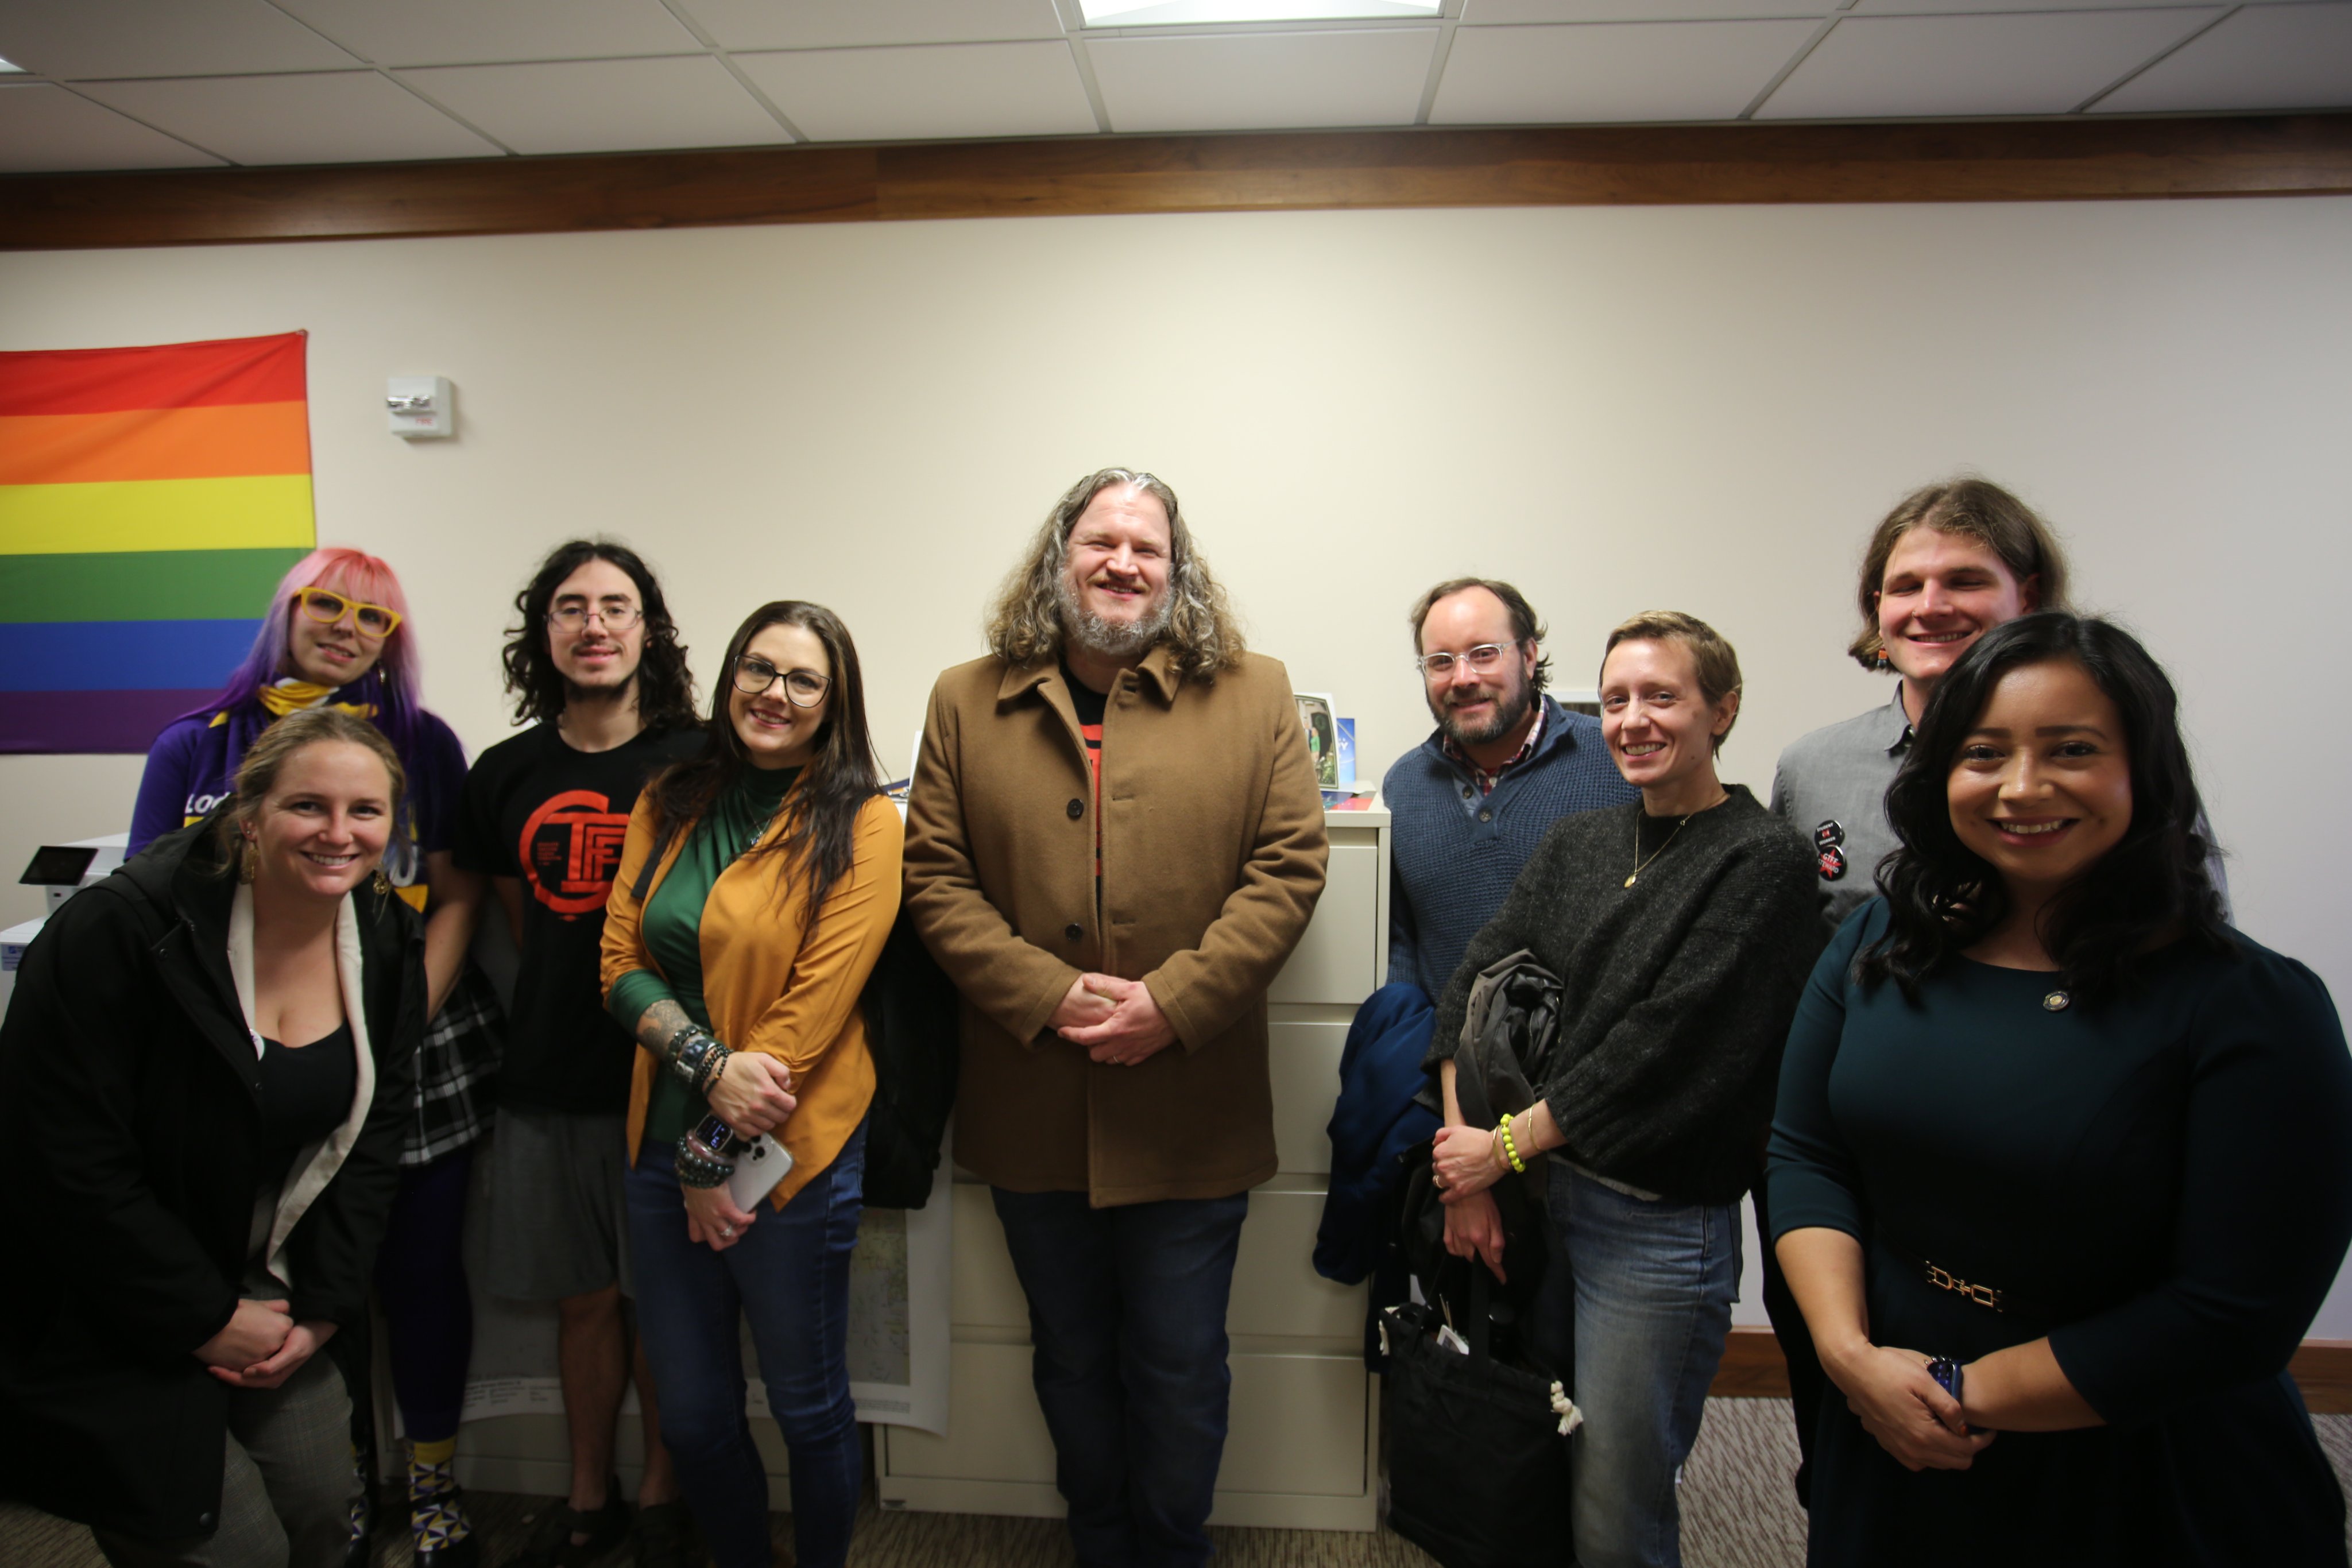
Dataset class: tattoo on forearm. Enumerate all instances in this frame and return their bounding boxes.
[637,999,695,1063]
[636,999,732,1095]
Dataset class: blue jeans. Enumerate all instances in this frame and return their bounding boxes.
[1524,1163,1739,1568]
[991,1188,1251,1568]
[626,1128,866,1568]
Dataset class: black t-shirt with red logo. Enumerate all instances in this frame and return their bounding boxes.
[455,721,706,1113]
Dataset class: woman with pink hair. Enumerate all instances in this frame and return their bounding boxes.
[129,545,498,1568]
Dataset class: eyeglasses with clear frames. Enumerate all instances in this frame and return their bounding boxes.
[548,600,644,632]
[296,586,402,639]
[1415,642,1517,680]
[732,657,831,708]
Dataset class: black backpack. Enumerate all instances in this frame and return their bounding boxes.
[855,908,960,1209]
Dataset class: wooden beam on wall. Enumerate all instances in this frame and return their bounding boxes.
[3,114,2349,251]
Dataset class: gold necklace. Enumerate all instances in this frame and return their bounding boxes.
[1626,812,1693,888]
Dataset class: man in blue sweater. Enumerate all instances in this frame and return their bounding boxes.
[1383,579,1638,1001]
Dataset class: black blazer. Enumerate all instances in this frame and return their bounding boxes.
[0,817,423,1540]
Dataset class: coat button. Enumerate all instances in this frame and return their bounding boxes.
[1067,797,1084,819]
[1479,810,1492,822]
[1064,923,1083,941]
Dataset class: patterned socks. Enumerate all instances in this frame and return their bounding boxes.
[408,1438,477,1566]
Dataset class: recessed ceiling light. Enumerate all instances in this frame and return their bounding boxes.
[1080,1,1440,25]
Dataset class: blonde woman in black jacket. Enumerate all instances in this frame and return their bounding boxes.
[0,708,423,1567]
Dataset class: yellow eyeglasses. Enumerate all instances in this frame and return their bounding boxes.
[297,586,403,640]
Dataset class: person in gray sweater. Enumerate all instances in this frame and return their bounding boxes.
[1429,611,1819,1568]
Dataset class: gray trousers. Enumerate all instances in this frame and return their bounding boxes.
[92,1350,355,1568]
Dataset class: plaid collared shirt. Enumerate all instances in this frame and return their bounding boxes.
[1441,702,1546,798]
[403,963,503,1167]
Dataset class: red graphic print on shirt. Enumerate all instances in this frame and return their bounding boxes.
[518,789,632,917]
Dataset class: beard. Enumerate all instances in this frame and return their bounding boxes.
[1057,575,1173,659]
[562,662,637,706]
[1435,677,1533,749]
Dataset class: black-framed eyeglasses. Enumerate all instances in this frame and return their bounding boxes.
[732,656,830,707]
[548,599,643,632]
[1415,642,1519,680]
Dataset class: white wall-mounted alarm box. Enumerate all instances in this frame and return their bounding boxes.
[387,375,455,439]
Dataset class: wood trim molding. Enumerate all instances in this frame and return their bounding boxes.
[3,114,2349,251]
[1710,1328,2352,1414]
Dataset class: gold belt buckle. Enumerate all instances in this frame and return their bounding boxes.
[1925,1262,2003,1313]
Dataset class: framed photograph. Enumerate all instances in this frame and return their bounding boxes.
[1294,692,1339,788]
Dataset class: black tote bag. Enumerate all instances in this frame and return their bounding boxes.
[1383,1267,1580,1568]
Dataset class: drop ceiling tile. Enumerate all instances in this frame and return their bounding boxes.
[399,56,791,153]
[1756,7,2223,118]
[0,80,227,171]
[273,0,701,67]
[1465,0,1828,20]
[2095,2,2352,111]
[734,40,1096,141]
[1433,20,1819,123]
[1089,27,1437,132]
[675,0,1065,51]
[75,72,505,164]
[0,0,359,80]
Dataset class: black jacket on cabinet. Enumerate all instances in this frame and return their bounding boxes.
[0,817,423,1540]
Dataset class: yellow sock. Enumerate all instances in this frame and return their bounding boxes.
[412,1437,457,1468]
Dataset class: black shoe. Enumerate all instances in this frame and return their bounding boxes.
[512,1480,630,1568]
[631,1500,705,1568]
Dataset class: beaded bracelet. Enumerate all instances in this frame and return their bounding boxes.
[1497,1112,1526,1174]
[694,1043,733,1098]
[675,1129,737,1189]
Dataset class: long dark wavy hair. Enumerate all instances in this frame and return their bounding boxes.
[640,601,882,922]
[1860,612,2229,1005]
[500,539,698,730]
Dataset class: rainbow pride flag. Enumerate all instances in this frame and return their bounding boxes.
[0,332,316,754]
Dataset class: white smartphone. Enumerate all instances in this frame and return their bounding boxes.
[726,1132,794,1211]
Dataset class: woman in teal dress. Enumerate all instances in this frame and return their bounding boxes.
[1770,612,2352,1566]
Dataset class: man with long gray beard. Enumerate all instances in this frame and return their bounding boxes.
[905,468,1327,1568]
[1383,578,1637,1003]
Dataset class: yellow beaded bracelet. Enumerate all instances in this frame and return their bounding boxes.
[1498,1112,1525,1174]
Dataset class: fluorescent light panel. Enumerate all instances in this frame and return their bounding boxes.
[0,57,25,72]
[1081,1,1440,25]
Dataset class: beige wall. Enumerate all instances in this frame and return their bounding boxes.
[6,196,2350,1319]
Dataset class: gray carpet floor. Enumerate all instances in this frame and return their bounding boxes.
[6,1403,2349,1566]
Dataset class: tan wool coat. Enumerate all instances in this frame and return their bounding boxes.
[903,645,1329,1206]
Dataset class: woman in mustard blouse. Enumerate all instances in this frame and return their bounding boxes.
[599,601,900,1568]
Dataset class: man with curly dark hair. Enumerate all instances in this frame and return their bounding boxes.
[452,540,703,1568]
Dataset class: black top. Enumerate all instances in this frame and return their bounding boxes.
[454,721,703,1113]
[1059,657,1109,726]
[257,1022,356,1180]
[1428,785,1820,1205]
[1769,904,2352,1565]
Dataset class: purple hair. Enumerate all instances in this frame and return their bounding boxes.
[184,545,431,773]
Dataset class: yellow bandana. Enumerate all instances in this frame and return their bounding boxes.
[212,680,378,726]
